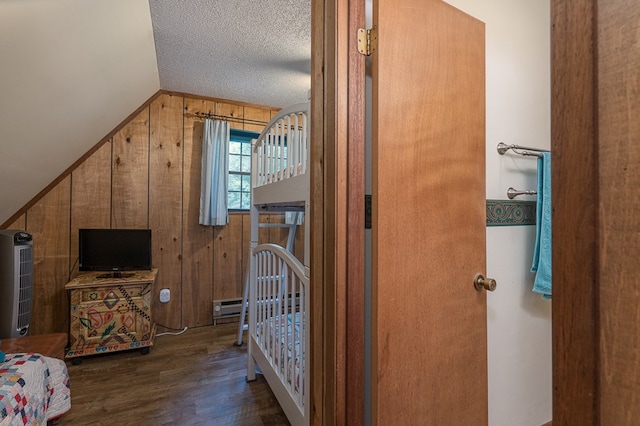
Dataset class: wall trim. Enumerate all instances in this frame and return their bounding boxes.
[486,199,536,227]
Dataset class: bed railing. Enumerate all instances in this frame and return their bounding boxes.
[249,243,308,415]
[252,102,309,188]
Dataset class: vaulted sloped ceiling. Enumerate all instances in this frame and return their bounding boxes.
[0,0,160,225]
[0,0,311,226]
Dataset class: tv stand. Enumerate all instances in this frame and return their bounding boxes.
[96,271,134,279]
[64,269,158,362]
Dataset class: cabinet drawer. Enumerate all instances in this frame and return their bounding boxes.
[76,283,150,303]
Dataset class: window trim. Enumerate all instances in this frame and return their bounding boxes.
[228,129,260,211]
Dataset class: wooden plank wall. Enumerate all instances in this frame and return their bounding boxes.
[28,180,72,336]
[182,98,215,327]
[1,92,306,334]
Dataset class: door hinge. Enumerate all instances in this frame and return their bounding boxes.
[357,27,377,56]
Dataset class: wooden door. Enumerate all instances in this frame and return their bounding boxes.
[371,1,487,424]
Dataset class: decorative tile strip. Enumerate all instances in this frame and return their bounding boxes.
[486,199,536,226]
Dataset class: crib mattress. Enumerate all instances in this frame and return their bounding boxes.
[256,312,304,394]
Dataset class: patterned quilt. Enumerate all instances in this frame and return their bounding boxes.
[0,353,71,426]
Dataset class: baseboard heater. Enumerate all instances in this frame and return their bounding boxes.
[212,293,302,320]
[213,298,244,319]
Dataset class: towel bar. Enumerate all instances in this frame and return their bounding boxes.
[507,187,537,199]
[497,142,548,158]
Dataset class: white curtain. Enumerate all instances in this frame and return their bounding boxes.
[199,119,230,226]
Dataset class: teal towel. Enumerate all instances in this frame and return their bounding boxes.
[531,152,552,299]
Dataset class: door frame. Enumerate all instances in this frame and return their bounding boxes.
[552,0,640,424]
[310,0,366,423]
[550,1,598,423]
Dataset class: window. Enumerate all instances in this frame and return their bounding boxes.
[228,129,259,210]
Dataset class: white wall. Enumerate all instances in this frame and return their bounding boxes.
[443,1,552,425]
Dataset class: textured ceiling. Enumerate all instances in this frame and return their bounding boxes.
[149,0,311,108]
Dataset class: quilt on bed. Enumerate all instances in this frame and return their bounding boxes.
[0,353,71,426]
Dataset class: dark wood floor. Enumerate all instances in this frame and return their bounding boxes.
[56,322,290,425]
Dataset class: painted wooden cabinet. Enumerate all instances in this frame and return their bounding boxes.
[65,269,157,362]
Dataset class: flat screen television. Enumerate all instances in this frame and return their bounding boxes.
[79,229,152,278]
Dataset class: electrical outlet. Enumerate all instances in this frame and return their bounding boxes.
[159,288,170,303]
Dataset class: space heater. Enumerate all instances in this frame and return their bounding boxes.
[0,230,34,338]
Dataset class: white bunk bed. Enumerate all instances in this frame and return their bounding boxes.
[246,101,310,426]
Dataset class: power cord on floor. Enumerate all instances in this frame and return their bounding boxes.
[155,324,188,337]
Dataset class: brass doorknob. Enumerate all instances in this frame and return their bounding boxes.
[474,274,497,292]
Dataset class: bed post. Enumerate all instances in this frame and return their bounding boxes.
[246,140,260,382]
